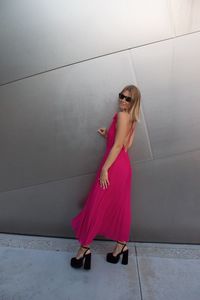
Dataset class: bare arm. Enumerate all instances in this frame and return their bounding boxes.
[102,112,129,171]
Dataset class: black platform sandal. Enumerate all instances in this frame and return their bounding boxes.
[70,246,91,270]
[106,241,129,265]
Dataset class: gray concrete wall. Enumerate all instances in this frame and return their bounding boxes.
[0,0,200,243]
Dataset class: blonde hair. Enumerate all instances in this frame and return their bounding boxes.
[119,84,141,124]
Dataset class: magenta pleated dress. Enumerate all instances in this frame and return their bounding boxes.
[71,112,133,245]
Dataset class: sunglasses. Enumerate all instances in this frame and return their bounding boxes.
[119,93,132,103]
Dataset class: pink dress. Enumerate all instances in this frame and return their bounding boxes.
[71,112,134,245]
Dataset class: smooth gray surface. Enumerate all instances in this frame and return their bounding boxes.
[0,1,200,243]
[0,51,150,192]
[138,256,200,300]
[170,0,200,35]
[131,32,200,158]
[0,235,140,300]
[0,0,173,85]
[130,149,200,243]
[0,234,200,300]
[1,149,200,244]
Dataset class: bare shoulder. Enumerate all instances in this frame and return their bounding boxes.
[117,111,130,121]
[117,112,131,127]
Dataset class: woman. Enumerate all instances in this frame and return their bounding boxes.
[70,84,141,270]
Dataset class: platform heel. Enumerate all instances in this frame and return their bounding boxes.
[106,241,129,265]
[70,246,91,270]
[121,248,129,265]
[83,252,91,269]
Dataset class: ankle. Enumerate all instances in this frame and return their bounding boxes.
[117,241,126,246]
[116,241,128,251]
[81,243,90,247]
[117,240,126,242]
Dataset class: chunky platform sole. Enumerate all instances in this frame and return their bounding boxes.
[106,241,129,265]
[70,246,91,270]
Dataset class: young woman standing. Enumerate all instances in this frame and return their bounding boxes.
[70,84,141,270]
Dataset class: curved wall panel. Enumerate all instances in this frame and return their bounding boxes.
[0,0,200,243]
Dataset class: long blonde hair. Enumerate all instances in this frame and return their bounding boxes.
[119,84,141,150]
[119,84,141,123]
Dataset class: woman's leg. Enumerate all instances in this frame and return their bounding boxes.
[82,243,90,247]
[112,240,128,256]
[75,242,91,259]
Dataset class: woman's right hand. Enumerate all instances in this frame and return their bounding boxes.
[97,127,107,138]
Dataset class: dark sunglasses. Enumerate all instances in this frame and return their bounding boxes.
[119,93,132,102]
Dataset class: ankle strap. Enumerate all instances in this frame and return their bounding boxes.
[81,245,90,249]
[117,241,126,246]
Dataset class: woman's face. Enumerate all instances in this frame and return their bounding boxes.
[119,90,132,113]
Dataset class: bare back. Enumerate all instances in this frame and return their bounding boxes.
[123,116,136,151]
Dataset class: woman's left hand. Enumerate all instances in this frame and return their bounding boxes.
[99,167,110,189]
